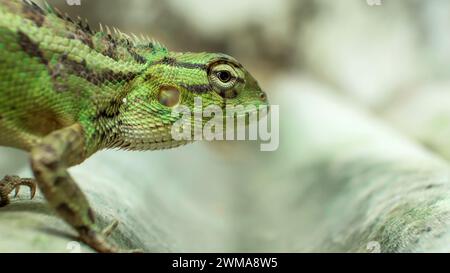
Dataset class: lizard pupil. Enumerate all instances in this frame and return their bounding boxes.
[217,71,231,83]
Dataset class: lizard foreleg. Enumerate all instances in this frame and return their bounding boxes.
[30,123,118,253]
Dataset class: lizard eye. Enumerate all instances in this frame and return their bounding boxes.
[216,71,232,83]
[208,63,238,91]
[158,86,180,107]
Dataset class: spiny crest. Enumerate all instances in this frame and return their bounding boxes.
[104,24,167,52]
[22,0,167,53]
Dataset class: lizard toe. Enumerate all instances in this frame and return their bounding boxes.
[0,175,37,206]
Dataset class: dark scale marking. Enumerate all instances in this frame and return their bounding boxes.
[75,18,94,36]
[161,57,176,66]
[54,176,66,187]
[124,39,132,47]
[154,57,207,70]
[57,56,139,86]
[221,89,238,99]
[148,42,155,52]
[40,159,58,171]
[104,39,118,61]
[30,1,45,13]
[92,93,127,145]
[136,42,155,52]
[18,31,48,65]
[52,7,65,20]
[68,30,95,49]
[94,98,123,120]
[42,144,57,155]
[236,77,245,84]
[76,226,96,238]
[181,84,213,94]
[65,14,74,24]
[145,74,152,81]
[20,1,43,14]
[57,203,76,218]
[33,169,42,178]
[127,48,147,64]
[178,62,207,70]
[22,0,45,27]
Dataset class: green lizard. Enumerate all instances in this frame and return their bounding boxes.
[0,0,268,252]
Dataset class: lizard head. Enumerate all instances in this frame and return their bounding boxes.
[148,52,268,111]
[118,52,269,150]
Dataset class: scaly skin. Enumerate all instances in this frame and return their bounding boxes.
[0,0,268,252]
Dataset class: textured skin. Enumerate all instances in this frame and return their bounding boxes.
[0,0,268,252]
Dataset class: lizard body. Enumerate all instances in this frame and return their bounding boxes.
[0,0,268,252]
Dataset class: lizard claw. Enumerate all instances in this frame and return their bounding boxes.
[14,186,20,198]
[13,179,36,199]
[0,176,37,206]
[29,183,37,199]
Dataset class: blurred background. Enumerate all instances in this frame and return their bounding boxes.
[2,0,450,252]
